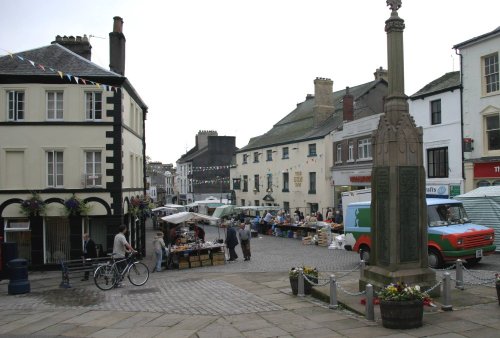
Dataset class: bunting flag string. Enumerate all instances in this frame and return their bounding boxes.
[190,178,230,185]
[0,47,120,92]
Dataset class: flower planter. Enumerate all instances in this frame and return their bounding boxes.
[289,277,317,295]
[380,299,424,329]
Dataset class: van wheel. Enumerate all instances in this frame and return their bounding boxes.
[359,246,370,264]
[428,248,443,269]
[465,257,481,266]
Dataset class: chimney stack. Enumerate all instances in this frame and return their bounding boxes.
[313,77,334,128]
[52,35,92,60]
[109,16,126,75]
[343,87,354,122]
[374,66,388,81]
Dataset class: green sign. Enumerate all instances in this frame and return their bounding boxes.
[449,185,461,198]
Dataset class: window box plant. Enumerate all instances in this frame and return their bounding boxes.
[377,282,430,329]
[289,266,318,295]
[20,193,46,217]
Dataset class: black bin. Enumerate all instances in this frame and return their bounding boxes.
[8,258,30,295]
[1,242,18,274]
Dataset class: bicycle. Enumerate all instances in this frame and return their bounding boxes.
[93,251,149,290]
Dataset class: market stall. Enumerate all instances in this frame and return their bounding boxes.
[160,212,225,269]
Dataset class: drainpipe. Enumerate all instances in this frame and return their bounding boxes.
[455,47,465,184]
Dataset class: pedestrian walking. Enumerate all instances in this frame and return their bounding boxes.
[81,233,97,281]
[225,224,239,261]
[238,221,252,261]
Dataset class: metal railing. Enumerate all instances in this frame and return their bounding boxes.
[292,258,499,321]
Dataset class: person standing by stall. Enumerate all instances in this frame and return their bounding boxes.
[238,221,252,261]
[225,224,239,261]
[152,231,166,272]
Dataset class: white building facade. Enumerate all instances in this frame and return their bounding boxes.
[454,27,500,191]
[409,71,464,197]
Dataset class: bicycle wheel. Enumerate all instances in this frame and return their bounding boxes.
[127,262,149,286]
[94,264,118,290]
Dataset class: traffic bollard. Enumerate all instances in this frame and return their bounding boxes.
[365,284,374,321]
[455,259,464,290]
[298,268,305,297]
[329,275,338,309]
[441,272,453,311]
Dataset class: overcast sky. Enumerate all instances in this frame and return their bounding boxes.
[1,0,499,165]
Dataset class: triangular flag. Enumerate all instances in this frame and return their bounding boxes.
[17,56,24,61]
[28,60,35,67]
[57,71,64,79]
[81,79,87,85]
[102,84,107,91]
[74,77,79,84]
[8,52,13,59]
[95,82,101,88]
[38,64,45,71]
[113,86,118,92]
[66,74,72,82]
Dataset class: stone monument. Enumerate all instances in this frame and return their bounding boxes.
[359,0,438,293]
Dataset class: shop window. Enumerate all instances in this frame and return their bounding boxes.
[45,217,70,264]
[4,219,31,263]
[493,180,500,186]
[477,180,491,187]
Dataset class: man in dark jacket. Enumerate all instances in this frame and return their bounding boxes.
[225,224,239,261]
[81,233,97,281]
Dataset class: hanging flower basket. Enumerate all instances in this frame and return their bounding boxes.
[130,195,153,217]
[20,193,46,216]
[64,194,90,216]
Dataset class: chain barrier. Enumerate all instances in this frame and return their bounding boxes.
[303,273,331,287]
[430,263,457,271]
[461,265,497,283]
[423,279,442,294]
[337,281,367,296]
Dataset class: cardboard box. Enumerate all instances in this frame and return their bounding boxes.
[178,262,190,269]
[190,261,201,268]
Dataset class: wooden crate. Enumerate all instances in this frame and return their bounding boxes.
[212,260,225,266]
[212,252,225,261]
[189,255,200,262]
[200,254,210,261]
[201,259,212,267]
[178,261,190,269]
[190,261,201,268]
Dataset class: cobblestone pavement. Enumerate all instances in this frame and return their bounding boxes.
[0,225,498,337]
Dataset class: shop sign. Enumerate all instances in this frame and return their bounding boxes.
[350,175,371,183]
[474,162,500,178]
[294,171,303,187]
[449,185,461,198]
[426,185,449,197]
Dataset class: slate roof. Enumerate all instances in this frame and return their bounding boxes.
[409,71,460,100]
[0,43,121,78]
[453,26,500,50]
[0,43,148,110]
[238,79,386,152]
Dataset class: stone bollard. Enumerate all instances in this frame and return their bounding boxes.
[441,272,453,311]
[455,259,464,290]
[298,268,305,297]
[329,275,338,309]
[365,284,374,321]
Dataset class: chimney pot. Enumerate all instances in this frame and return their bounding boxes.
[113,16,124,33]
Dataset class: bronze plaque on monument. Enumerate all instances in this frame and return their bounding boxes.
[374,166,390,265]
[399,166,419,262]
